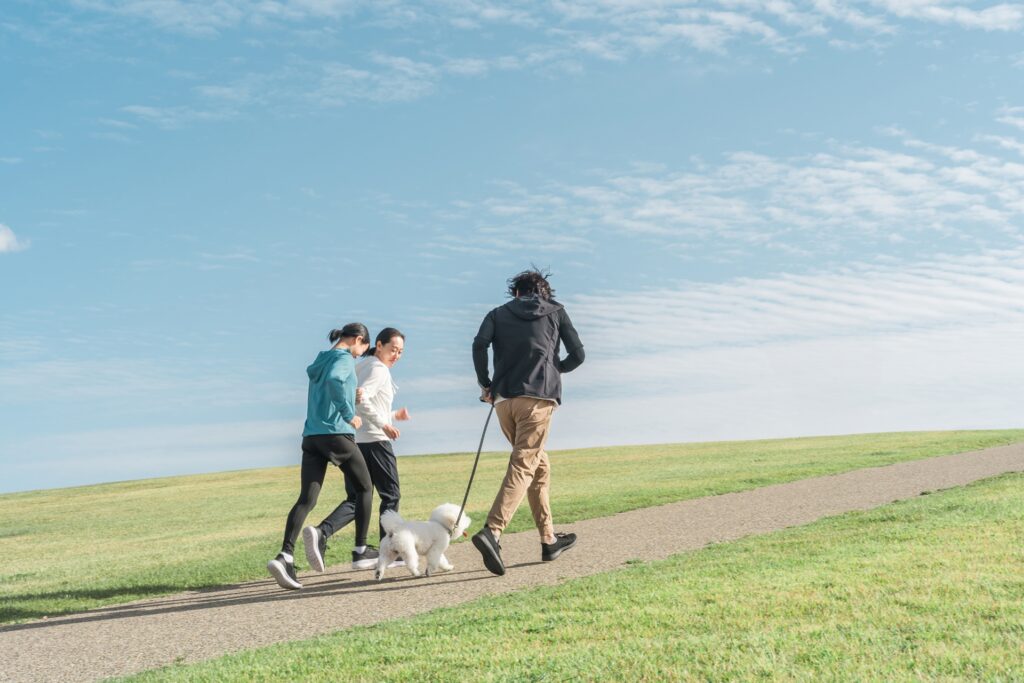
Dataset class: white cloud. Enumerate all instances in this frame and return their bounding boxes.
[309,56,440,106]
[97,117,138,129]
[438,116,1024,259]
[977,133,1024,155]
[870,0,1024,31]
[996,105,1024,131]
[0,157,22,164]
[70,0,362,35]
[71,1,1024,129]
[121,103,236,128]
[69,0,1024,109]
[0,224,29,253]
[568,247,1024,358]
[443,57,491,76]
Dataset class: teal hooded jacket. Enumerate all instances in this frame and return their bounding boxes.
[302,348,358,437]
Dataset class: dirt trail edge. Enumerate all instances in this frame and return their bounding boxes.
[3,443,1024,682]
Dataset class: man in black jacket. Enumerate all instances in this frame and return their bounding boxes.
[471,269,585,576]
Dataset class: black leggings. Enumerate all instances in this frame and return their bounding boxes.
[280,434,372,554]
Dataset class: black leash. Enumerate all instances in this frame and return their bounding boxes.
[453,402,495,534]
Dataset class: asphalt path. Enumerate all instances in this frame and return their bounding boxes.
[2,442,1023,682]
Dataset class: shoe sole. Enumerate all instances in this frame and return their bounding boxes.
[352,558,378,570]
[542,537,578,562]
[472,533,506,576]
[267,559,302,590]
[302,526,325,572]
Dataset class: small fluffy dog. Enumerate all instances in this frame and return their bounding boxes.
[375,503,471,580]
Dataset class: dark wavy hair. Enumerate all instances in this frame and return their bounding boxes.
[364,327,405,358]
[328,322,370,345]
[507,267,555,300]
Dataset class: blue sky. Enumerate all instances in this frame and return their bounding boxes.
[2,1,1024,493]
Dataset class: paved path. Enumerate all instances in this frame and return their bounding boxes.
[3,443,1024,682]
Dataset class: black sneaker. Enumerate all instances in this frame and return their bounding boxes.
[472,527,506,576]
[267,553,302,590]
[541,532,577,562]
[302,525,328,573]
[352,545,379,570]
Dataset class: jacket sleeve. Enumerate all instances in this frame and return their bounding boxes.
[357,364,390,430]
[472,311,495,388]
[328,363,357,424]
[557,308,585,374]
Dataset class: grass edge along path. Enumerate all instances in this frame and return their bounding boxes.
[2,429,1023,624]
[120,471,1024,683]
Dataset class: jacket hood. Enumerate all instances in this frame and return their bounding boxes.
[503,296,564,321]
[307,348,347,382]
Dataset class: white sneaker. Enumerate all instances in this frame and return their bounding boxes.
[302,526,326,573]
[387,558,406,569]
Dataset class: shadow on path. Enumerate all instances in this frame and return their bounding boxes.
[0,568,499,634]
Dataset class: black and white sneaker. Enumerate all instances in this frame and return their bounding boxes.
[541,532,577,562]
[302,525,328,572]
[267,553,302,590]
[472,527,505,576]
[352,546,379,570]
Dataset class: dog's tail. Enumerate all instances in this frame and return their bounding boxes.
[380,509,404,536]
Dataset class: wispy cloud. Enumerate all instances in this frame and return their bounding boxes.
[70,0,1024,38]
[870,0,1024,31]
[197,250,262,270]
[0,157,22,165]
[121,104,236,128]
[996,105,1024,131]
[63,0,1024,130]
[434,112,1024,261]
[569,247,1024,358]
[70,0,359,36]
[311,55,440,105]
[0,224,29,253]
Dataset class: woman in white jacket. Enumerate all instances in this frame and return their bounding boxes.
[352,327,410,553]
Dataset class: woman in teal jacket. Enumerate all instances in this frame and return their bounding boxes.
[267,323,374,590]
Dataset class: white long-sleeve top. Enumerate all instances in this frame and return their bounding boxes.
[355,356,398,444]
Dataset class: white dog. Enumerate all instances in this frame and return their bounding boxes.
[375,503,471,580]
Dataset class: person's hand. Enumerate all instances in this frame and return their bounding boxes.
[479,387,493,404]
[394,407,411,421]
[350,415,362,430]
[383,424,401,440]
[355,387,365,403]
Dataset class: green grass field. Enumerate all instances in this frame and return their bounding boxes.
[120,471,1024,682]
[1,429,1022,624]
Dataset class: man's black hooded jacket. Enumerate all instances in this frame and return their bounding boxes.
[472,296,585,405]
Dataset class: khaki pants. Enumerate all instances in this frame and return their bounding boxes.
[486,397,556,540]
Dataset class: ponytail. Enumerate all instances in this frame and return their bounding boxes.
[328,322,370,345]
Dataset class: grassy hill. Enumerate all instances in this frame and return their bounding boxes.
[122,471,1024,682]
[2,429,1022,624]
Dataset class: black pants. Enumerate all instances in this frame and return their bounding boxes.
[280,434,372,554]
[341,440,401,543]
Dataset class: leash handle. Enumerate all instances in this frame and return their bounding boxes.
[454,403,494,534]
